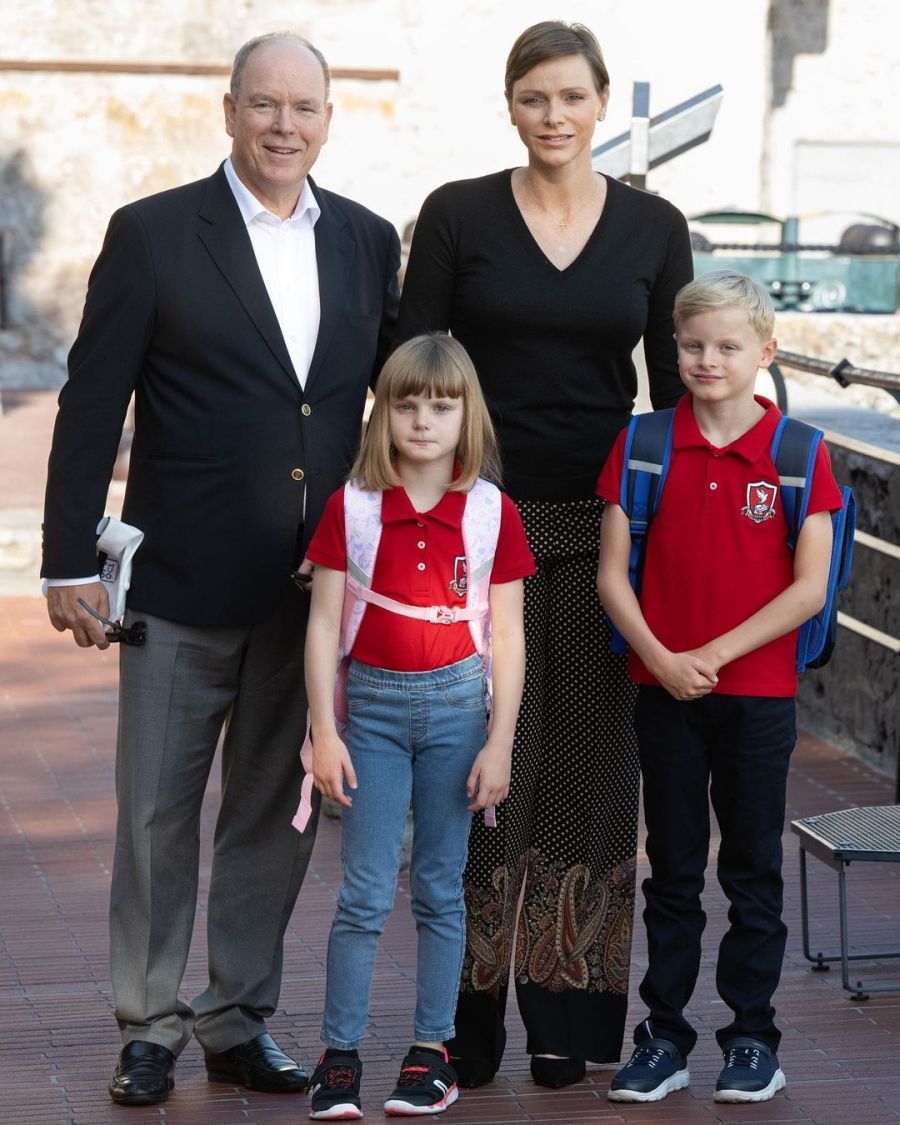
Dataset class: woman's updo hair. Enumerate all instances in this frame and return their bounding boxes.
[504,21,610,103]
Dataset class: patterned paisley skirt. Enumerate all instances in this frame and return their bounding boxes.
[449,497,640,1067]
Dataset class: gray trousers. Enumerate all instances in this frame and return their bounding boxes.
[110,585,319,1055]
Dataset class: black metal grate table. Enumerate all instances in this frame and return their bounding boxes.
[791,804,900,999]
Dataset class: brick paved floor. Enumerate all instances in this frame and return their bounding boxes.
[2,595,899,1125]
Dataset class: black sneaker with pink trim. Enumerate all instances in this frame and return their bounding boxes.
[308,1051,363,1120]
[384,1045,459,1116]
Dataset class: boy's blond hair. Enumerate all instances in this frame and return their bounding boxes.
[351,333,502,492]
[674,270,775,341]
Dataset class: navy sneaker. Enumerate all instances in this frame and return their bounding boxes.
[714,1038,785,1103]
[308,1051,363,1120]
[384,1045,458,1116]
[607,1034,689,1103]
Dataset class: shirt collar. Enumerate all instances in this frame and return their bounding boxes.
[381,465,468,528]
[673,394,781,463]
[223,157,321,228]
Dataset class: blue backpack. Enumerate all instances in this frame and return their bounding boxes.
[610,408,855,673]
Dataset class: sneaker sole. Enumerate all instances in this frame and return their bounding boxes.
[714,1068,786,1103]
[309,1103,363,1120]
[384,1084,459,1116]
[607,1068,690,1103]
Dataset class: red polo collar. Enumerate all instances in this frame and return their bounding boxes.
[380,462,467,528]
[673,395,781,464]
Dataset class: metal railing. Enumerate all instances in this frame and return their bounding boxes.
[774,349,900,404]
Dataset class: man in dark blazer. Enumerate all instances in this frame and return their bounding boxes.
[42,32,399,1106]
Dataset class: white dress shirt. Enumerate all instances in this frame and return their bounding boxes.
[222,157,321,390]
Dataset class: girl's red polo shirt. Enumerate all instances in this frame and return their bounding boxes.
[307,482,534,672]
[597,396,843,696]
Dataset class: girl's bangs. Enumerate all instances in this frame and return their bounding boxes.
[390,365,467,401]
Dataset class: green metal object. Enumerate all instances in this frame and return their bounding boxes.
[690,211,900,314]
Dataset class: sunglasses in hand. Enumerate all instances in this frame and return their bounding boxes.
[77,597,147,646]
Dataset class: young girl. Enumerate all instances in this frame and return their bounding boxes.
[302,334,533,1119]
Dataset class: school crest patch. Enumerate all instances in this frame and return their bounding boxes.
[449,555,468,597]
[741,481,778,523]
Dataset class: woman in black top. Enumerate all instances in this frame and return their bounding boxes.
[397,20,692,1088]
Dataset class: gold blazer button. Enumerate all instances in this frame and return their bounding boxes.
[301,403,312,416]
[291,468,305,481]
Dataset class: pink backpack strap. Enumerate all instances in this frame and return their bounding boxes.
[461,478,502,827]
[341,484,383,659]
[357,583,484,623]
[293,484,383,833]
[292,732,316,833]
[461,478,502,669]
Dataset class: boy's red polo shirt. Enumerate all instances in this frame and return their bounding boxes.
[307,483,534,672]
[597,396,842,696]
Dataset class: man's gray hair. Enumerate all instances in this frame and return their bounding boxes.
[230,32,331,101]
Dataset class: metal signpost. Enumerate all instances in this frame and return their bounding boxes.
[592,82,724,185]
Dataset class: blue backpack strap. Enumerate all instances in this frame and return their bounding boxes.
[834,488,855,591]
[771,417,819,671]
[771,416,820,550]
[621,409,675,529]
[805,486,856,670]
[771,416,859,673]
[608,408,675,654]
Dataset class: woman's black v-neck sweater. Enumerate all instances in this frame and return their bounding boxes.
[397,170,693,502]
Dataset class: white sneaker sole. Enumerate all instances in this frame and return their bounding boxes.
[607,1068,690,1102]
[714,1067,786,1103]
[384,1084,459,1115]
[309,1101,363,1120]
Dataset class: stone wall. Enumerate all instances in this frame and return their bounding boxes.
[764,0,900,223]
[796,440,900,783]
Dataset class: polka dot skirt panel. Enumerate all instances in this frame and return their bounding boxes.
[458,499,640,1051]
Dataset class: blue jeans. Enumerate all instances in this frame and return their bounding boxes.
[321,654,488,1049]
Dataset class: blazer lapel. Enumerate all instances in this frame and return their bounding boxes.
[304,178,353,394]
[197,165,298,389]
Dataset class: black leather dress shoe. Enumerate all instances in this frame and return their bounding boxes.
[205,1032,309,1092]
[108,1040,176,1105]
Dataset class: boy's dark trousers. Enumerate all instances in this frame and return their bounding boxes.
[633,686,796,1058]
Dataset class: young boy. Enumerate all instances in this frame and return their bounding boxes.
[596,271,842,1105]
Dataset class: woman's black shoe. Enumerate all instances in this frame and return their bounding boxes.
[530,1054,586,1088]
[449,1056,496,1088]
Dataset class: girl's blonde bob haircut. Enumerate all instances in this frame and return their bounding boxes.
[351,333,502,492]
[674,270,776,341]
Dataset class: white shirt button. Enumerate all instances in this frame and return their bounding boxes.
[416,562,426,571]
[417,541,426,549]
[709,482,718,490]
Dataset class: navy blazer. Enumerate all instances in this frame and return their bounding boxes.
[43,164,400,625]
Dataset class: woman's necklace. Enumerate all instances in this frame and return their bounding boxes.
[521,175,600,231]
